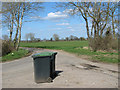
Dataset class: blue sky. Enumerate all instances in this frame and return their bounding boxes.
[2,2,87,40]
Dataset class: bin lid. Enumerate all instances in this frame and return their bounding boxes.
[32,52,57,58]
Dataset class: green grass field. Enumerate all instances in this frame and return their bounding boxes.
[20,41,119,63]
[2,49,30,62]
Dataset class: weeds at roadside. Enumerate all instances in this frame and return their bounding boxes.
[2,49,30,62]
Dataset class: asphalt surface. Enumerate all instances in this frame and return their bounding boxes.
[2,48,118,88]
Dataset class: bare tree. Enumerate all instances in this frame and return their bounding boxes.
[70,2,90,38]
[65,37,69,41]
[56,2,90,38]
[29,33,35,41]
[53,34,59,41]
[87,2,111,38]
[2,2,44,50]
[50,38,53,41]
[25,33,35,41]
[25,33,29,42]
[109,2,118,39]
[69,35,74,41]
[2,3,15,42]
[56,2,118,39]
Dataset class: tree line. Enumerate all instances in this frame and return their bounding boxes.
[23,33,86,42]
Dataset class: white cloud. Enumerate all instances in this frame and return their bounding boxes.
[67,26,72,29]
[56,23,69,26]
[31,11,68,21]
[63,8,80,15]
[63,9,73,14]
[44,11,68,20]
[30,16,41,19]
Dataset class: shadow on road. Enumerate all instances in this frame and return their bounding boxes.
[52,70,63,80]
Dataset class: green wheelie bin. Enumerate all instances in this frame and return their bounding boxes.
[32,52,57,83]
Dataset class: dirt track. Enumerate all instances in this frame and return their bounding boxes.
[2,48,118,88]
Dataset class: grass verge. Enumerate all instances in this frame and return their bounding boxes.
[2,49,31,62]
[20,41,119,63]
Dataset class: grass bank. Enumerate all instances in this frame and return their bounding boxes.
[20,41,119,63]
[2,49,30,62]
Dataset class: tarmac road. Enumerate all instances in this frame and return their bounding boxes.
[2,48,118,88]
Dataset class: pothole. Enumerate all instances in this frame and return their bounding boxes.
[108,70,118,73]
[70,63,100,70]
[80,64,100,70]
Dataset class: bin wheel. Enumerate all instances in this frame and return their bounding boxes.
[47,77,52,83]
